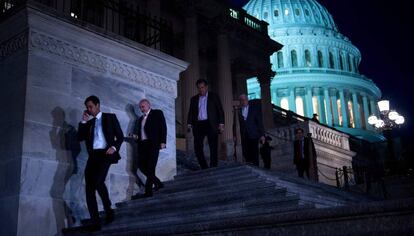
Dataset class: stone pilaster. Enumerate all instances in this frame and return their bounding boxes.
[257,69,275,129]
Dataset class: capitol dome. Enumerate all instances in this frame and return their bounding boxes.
[243,0,383,141]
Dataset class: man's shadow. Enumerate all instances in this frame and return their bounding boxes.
[49,107,81,233]
[124,103,145,198]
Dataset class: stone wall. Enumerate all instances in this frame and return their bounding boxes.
[0,4,187,236]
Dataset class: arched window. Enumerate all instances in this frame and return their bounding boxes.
[263,11,268,19]
[339,53,344,70]
[281,98,289,110]
[291,50,298,67]
[295,97,305,116]
[274,9,279,17]
[354,57,359,73]
[317,50,323,67]
[305,50,312,67]
[348,54,353,72]
[329,52,334,69]
[277,51,284,68]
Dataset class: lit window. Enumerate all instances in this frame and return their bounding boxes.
[295,97,305,116]
[312,96,319,118]
[337,99,343,126]
[274,9,279,17]
[285,9,289,16]
[281,98,289,110]
[348,101,355,128]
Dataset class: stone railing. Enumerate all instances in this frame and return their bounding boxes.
[268,120,351,151]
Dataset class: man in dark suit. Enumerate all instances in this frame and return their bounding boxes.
[132,99,166,198]
[77,95,124,230]
[293,128,317,178]
[187,79,225,169]
[238,94,265,166]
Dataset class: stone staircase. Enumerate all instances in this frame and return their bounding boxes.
[63,164,414,235]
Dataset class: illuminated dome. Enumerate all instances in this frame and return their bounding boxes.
[244,0,383,141]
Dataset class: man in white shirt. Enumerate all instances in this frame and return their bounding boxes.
[77,95,124,230]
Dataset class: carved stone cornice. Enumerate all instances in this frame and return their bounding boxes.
[29,31,176,96]
[0,31,28,61]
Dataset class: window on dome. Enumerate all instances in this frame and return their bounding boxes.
[329,52,334,69]
[281,98,289,110]
[354,57,359,73]
[291,50,298,67]
[285,9,289,16]
[304,9,310,16]
[348,54,353,72]
[296,97,305,116]
[277,51,284,68]
[305,50,312,67]
[339,53,344,70]
[295,9,300,16]
[274,9,279,17]
[263,11,268,19]
[348,101,355,128]
[317,50,324,67]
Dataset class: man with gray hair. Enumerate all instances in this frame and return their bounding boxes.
[238,94,265,166]
[131,99,166,198]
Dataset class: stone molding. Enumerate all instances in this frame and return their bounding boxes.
[29,30,177,96]
[0,30,28,61]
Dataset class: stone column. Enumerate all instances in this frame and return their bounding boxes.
[217,28,234,155]
[316,88,325,123]
[258,68,275,129]
[362,95,370,130]
[339,89,349,127]
[288,87,297,113]
[351,91,361,128]
[305,86,313,118]
[324,88,333,126]
[370,98,379,117]
[331,89,340,126]
[183,9,200,130]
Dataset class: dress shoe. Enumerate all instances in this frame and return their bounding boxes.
[81,219,101,232]
[104,209,115,225]
[153,182,164,191]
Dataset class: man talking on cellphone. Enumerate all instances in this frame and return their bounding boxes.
[77,95,124,231]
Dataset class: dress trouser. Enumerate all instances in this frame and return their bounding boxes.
[84,149,112,222]
[193,120,218,169]
[138,140,161,194]
[241,137,259,166]
[296,159,310,178]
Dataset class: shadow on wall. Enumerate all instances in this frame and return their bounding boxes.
[124,103,145,199]
[49,107,82,231]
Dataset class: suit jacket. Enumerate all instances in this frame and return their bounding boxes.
[293,137,316,166]
[78,113,124,163]
[238,102,265,140]
[133,109,167,148]
[187,92,225,133]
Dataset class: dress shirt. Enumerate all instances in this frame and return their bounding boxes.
[198,93,208,121]
[141,109,151,140]
[93,112,108,149]
[242,105,249,120]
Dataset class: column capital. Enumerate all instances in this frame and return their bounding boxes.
[256,69,275,85]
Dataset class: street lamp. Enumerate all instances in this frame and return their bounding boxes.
[368,99,405,130]
[368,99,405,174]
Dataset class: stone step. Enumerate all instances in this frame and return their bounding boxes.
[172,163,247,180]
[112,195,301,226]
[99,204,315,236]
[160,174,264,194]
[116,184,286,210]
[114,182,286,216]
[157,176,270,195]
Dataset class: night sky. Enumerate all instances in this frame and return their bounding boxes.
[229,0,414,145]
